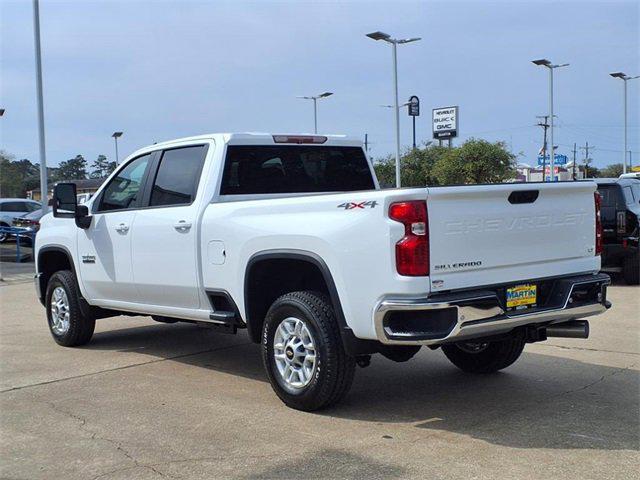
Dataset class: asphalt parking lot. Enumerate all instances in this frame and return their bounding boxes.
[1,276,638,480]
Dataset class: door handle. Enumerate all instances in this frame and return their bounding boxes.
[173,220,192,232]
[115,223,129,234]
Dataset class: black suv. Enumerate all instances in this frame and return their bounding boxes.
[595,177,640,284]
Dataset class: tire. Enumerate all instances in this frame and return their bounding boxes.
[622,253,639,285]
[0,223,9,243]
[442,336,525,374]
[261,291,356,411]
[45,270,95,347]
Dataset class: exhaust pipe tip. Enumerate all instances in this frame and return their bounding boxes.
[545,320,589,339]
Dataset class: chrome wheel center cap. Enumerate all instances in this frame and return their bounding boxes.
[273,317,317,389]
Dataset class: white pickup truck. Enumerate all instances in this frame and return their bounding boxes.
[36,133,610,411]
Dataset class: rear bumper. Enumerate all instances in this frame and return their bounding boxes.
[374,273,611,346]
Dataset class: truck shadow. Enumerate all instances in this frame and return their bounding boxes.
[88,321,639,451]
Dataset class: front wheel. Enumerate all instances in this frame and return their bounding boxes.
[261,291,355,411]
[46,270,95,347]
[442,336,525,373]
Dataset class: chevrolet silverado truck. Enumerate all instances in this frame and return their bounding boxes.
[35,133,611,411]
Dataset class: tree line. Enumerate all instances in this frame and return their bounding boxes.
[0,151,116,198]
[371,138,623,187]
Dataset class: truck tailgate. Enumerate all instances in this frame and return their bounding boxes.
[426,181,599,292]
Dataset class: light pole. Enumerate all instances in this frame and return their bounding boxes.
[532,59,569,182]
[112,131,123,164]
[33,0,48,214]
[367,31,421,188]
[610,72,639,174]
[296,92,333,133]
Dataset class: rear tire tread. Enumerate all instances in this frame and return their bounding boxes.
[262,291,355,411]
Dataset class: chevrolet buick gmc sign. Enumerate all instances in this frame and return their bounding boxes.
[432,106,458,139]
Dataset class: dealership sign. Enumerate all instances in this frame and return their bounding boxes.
[408,96,420,116]
[537,154,568,166]
[432,106,458,139]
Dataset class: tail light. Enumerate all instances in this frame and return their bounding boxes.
[594,192,603,255]
[389,201,429,276]
[616,211,626,234]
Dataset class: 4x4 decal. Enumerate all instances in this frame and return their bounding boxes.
[337,201,378,210]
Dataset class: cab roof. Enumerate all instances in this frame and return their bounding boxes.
[137,132,362,152]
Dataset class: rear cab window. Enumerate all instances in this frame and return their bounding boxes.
[220,145,375,195]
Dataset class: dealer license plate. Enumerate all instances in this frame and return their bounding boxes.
[506,284,537,311]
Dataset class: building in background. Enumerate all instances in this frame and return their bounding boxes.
[516,162,587,182]
[27,178,105,202]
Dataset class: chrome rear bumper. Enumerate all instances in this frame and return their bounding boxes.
[374,273,611,346]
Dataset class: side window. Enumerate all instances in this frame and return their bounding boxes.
[1,202,23,212]
[25,202,40,212]
[149,146,206,207]
[98,154,151,212]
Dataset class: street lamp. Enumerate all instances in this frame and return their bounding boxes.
[367,31,421,188]
[33,0,48,215]
[112,131,123,164]
[610,72,639,174]
[296,92,333,133]
[532,58,569,182]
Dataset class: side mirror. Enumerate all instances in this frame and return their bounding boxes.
[52,183,77,218]
[52,183,92,229]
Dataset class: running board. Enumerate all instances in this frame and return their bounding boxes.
[207,310,241,334]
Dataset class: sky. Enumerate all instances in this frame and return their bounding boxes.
[1,0,639,170]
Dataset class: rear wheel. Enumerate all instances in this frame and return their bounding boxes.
[46,270,95,347]
[442,336,525,373]
[622,253,639,285]
[262,291,355,411]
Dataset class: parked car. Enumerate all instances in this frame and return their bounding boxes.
[12,209,46,245]
[0,198,41,242]
[595,177,640,284]
[35,133,610,411]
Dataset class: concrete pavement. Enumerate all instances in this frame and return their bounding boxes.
[0,281,638,479]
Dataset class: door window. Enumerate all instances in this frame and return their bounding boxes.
[97,154,151,212]
[149,146,206,207]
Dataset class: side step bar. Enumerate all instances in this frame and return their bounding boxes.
[207,310,241,334]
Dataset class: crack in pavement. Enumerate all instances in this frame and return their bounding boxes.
[535,343,640,356]
[40,399,176,480]
[1,342,253,394]
[415,362,638,435]
[555,363,637,397]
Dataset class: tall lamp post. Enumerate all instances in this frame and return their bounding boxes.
[112,131,123,164]
[609,72,639,174]
[33,0,48,214]
[532,58,569,182]
[367,31,421,188]
[296,92,333,133]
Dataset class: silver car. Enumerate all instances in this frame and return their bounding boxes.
[0,198,41,242]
